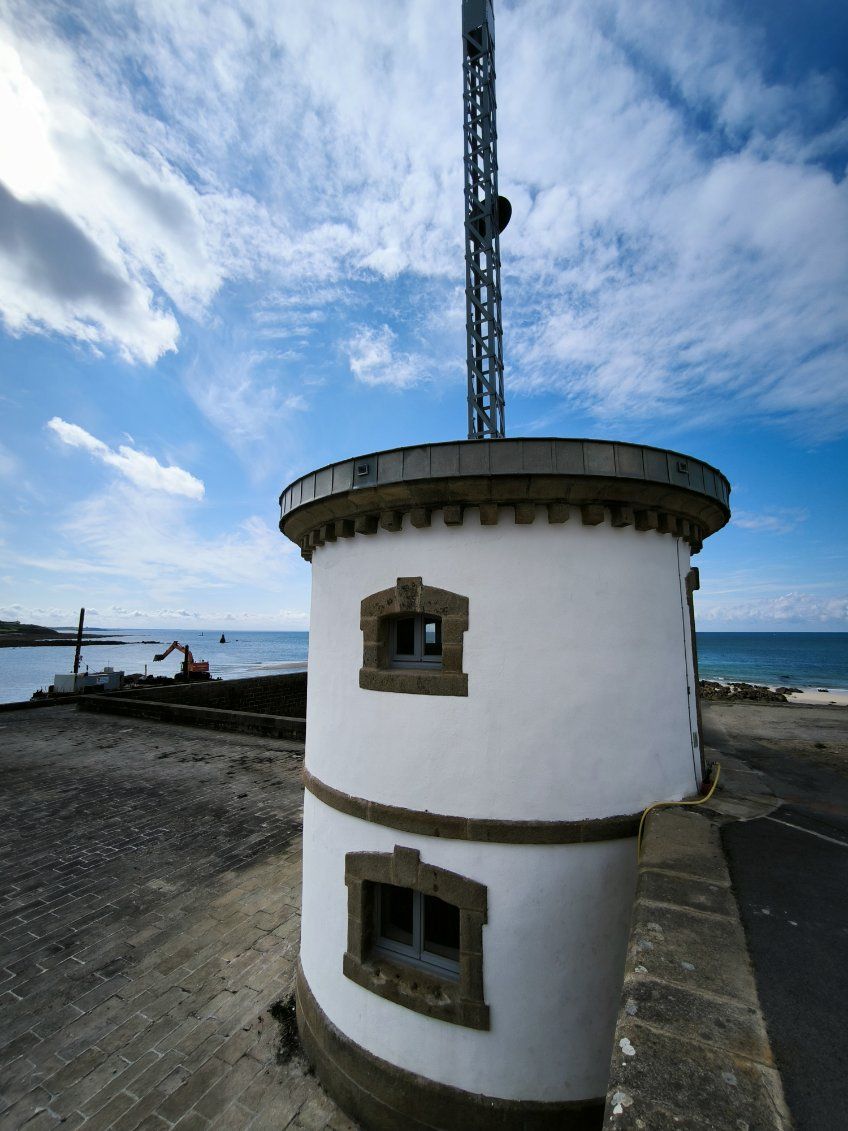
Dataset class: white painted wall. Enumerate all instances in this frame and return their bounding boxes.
[306,506,700,821]
[301,791,637,1101]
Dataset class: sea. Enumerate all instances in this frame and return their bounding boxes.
[0,630,845,706]
[0,629,309,705]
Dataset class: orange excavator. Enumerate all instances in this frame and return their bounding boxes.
[153,641,210,679]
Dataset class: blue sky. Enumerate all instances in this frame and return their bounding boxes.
[0,0,845,632]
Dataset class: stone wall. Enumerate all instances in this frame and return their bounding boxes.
[118,672,307,718]
[603,808,790,1129]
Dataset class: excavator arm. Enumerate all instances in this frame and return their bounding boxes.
[152,641,209,676]
[153,641,193,664]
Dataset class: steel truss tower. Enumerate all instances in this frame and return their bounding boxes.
[462,0,510,440]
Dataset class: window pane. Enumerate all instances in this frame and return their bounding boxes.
[379,884,414,947]
[423,617,442,657]
[394,617,416,657]
[422,894,459,961]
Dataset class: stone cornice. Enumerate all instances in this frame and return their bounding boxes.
[278,438,730,560]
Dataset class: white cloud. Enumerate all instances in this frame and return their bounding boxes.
[0,600,309,629]
[0,440,18,479]
[2,480,294,601]
[348,325,418,389]
[732,509,807,534]
[698,592,848,626]
[0,36,184,361]
[55,487,286,590]
[46,417,205,499]
[500,2,848,435]
[0,0,845,433]
[181,344,312,475]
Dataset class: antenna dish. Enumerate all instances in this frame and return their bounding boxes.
[496,195,512,235]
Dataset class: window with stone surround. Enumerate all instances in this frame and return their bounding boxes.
[343,846,489,1030]
[359,577,468,696]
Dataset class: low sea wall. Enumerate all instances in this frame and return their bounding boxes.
[77,671,307,740]
[603,808,789,1129]
[115,671,307,717]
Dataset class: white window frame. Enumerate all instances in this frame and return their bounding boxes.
[389,614,443,669]
[373,885,460,979]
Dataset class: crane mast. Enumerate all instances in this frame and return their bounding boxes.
[462,0,510,439]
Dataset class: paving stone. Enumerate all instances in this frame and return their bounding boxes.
[46,1051,133,1116]
[0,707,341,1131]
[193,1056,264,1120]
[0,1085,53,1127]
[78,1051,161,1117]
[79,1090,139,1131]
[170,1112,210,1130]
[133,1116,171,1131]
[216,1029,261,1067]
[208,1100,255,1130]
[111,1091,174,1131]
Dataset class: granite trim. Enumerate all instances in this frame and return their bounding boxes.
[344,846,488,1030]
[297,961,605,1131]
[359,577,469,698]
[279,438,730,560]
[303,768,641,844]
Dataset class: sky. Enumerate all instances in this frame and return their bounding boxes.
[0,0,846,632]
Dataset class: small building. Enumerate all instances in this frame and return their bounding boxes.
[278,437,730,1129]
[53,667,124,694]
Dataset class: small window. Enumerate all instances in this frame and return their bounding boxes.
[390,614,442,668]
[344,846,488,1028]
[374,883,459,978]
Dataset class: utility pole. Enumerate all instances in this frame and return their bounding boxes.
[72,607,85,676]
[462,0,511,439]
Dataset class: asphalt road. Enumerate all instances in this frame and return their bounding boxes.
[703,703,848,1131]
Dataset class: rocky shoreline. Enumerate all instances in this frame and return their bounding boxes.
[699,680,803,703]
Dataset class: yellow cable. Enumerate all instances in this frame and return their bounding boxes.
[636,764,721,861]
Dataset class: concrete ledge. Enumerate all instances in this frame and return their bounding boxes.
[0,696,81,712]
[604,809,791,1129]
[77,694,306,740]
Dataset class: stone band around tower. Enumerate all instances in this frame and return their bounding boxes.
[279,437,730,560]
[303,769,642,844]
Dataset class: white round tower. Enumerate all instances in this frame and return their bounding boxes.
[279,437,729,1130]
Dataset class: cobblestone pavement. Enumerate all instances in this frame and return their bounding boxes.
[0,706,354,1131]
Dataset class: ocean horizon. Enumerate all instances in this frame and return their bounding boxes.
[0,629,845,705]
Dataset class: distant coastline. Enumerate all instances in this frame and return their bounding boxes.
[0,620,157,649]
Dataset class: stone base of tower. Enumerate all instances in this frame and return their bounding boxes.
[296,963,604,1131]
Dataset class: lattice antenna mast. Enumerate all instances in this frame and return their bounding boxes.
[462,0,511,440]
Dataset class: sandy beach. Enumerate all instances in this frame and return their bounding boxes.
[785,687,848,706]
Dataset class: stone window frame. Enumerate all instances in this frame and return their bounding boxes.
[343,845,489,1030]
[359,577,469,696]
